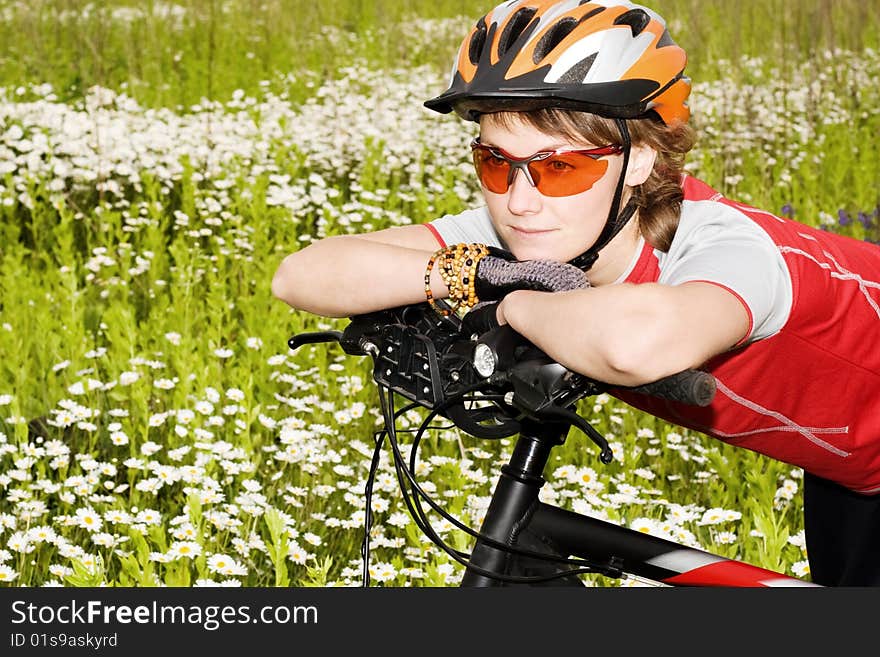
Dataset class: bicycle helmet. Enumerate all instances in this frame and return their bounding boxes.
[425,1,691,271]
[425,0,690,125]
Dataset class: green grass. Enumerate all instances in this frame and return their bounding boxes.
[0,0,478,107]
[0,0,877,587]
[0,0,877,107]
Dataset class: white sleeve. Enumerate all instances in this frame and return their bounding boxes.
[657,199,793,342]
[427,206,505,249]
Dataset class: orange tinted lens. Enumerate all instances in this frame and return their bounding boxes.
[528,152,609,197]
[472,150,510,194]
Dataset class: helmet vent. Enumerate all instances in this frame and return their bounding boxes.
[497,7,537,58]
[614,8,650,37]
[656,29,675,48]
[555,52,596,83]
[577,3,606,21]
[533,17,578,63]
[468,18,489,65]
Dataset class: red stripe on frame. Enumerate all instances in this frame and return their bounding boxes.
[662,560,795,587]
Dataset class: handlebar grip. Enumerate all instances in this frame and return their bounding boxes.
[624,369,716,407]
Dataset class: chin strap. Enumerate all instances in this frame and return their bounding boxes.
[567,118,638,272]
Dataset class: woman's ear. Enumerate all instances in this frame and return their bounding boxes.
[624,145,657,186]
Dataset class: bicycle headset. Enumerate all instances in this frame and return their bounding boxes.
[424,0,691,271]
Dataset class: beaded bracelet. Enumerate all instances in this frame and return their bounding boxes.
[425,243,489,317]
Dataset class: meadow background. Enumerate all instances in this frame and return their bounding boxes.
[0,0,877,587]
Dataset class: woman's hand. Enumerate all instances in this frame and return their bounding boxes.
[461,251,589,337]
[461,300,503,337]
[474,247,589,301]
[460,290,520,336]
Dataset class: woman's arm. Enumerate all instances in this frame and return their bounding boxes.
[271,224,446,317]
[497,281,750,386]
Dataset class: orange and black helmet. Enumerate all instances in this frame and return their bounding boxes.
[425,0,690,125]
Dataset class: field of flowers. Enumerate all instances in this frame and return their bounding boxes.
[0,1,878,587]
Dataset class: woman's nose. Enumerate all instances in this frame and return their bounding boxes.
[506,168,542,215]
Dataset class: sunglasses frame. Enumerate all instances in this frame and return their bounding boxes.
[470,139,623,197]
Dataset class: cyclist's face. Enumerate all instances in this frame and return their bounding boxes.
[477,114,649,269]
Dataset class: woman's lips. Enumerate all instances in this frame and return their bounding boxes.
[510,226,556,239]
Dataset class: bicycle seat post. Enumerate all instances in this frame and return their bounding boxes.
[460,419,568,587]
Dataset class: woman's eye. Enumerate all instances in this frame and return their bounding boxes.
[486,155,507,167]
[547,159,574,171]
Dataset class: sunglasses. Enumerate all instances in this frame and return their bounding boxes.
[470,139,623,197]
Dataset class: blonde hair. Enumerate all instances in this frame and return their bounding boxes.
[482,109,695,252]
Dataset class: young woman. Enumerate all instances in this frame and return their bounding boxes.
[272,0,880,586]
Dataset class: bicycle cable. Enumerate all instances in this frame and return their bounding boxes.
[362,397,432,586]
[401,391,620,583]
[360,383,620,585]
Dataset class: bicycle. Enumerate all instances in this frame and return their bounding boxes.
[289,301,819,588]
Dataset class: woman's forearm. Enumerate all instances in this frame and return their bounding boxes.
[499,282,748,386]
[271,235,447,317]
[499,287,652,385]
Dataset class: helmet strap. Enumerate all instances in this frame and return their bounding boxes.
[568,118,637,272]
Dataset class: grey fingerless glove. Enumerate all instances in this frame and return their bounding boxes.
[474,253,589,301]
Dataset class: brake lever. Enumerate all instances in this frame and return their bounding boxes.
[287,314,389,357]
[288,331,343,351]
[528,403,614,464]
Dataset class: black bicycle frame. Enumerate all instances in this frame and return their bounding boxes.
[462,419,818,587]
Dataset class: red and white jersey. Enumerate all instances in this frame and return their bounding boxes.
[614,176,880,493]
[427,176,880,493]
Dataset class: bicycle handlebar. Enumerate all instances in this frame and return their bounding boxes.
[289,302,716,463]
